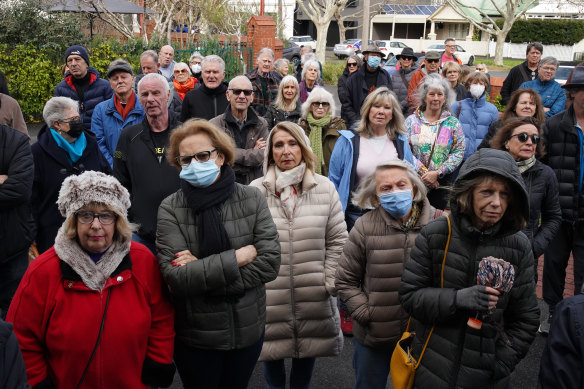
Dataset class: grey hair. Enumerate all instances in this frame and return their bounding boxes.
[202,55,225,73]
[301,59,321,81]
[301,86,336,119]
[352,159,426,209]
[417,73,455,113]
[228,75,253,89]
[356,87,406,138]
[301,52,317,65]
[137,73,170,96]
[189,52,203,63]
[274,58,289,73]
[274,75,299,111]
[174,62,191,75]
[257,47,275,61]
[526,42,543,55]
[347,54,363,67]
[444,38,456,45]
[140,50,158,64]
[43,97,79,128]
[539,56,559,69]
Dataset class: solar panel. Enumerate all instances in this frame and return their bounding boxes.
[382,4,439,15]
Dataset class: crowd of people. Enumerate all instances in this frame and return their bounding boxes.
[0,37,583,389]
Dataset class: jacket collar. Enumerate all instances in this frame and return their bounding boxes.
[64,67,101,91]
[261,164,317,197]
[224,104,259,127]
[200,81,228,96]
[105,92,144,116]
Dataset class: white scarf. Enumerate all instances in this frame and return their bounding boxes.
[275,162,306,219]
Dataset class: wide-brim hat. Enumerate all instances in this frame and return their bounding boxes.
[425,51,440,61]
[396,47,418,60]
[562,66,584,89]
[362,44,383,56]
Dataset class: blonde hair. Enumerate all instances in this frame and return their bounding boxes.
[62,202,136,244]
[266,122,317,173]
[274,75,299,111]
[301,86,336,120]
[356,87,406,139]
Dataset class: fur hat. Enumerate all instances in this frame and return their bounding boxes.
[65,45,90,67]
[57,171,131,219]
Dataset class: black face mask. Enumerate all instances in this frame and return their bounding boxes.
[66,119,84,138]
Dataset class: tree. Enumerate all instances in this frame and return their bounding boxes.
[295,0,348,63]
[445,0,537,66]
[82,0,135,40]
[334,2,383,43]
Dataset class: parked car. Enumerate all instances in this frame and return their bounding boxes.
[555,65,574,85]
[375,40,410,59]
[282,44,301,63]
[333,39,374,59]
[422,44,475,65]
[289,36,317,51]
[382,55,425,77]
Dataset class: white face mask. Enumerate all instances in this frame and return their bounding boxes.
[470,84,485,99]
[191,64,202,74]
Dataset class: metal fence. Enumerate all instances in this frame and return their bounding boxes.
[175,41,254,80]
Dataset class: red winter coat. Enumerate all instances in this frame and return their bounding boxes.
[6,243,175,389]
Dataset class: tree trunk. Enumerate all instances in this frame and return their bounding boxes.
[494,32,506,66]
[335,10,346,43]
[315,22,330,64]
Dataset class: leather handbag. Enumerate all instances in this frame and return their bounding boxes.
[390,215,452,389]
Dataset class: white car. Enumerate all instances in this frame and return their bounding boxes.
[422,44,475,65]
[375,40,410,59]
[288,36,317,51]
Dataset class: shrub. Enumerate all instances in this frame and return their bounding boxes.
[496,19,584,46]
[322,62,345,85]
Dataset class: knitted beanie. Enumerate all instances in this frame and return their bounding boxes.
[57,171,130,218]
[65,45,90,67]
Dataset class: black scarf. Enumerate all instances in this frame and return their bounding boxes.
[180,165,235,258]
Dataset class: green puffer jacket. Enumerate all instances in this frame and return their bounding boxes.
[156,183,281,350]
[399,148,539,389]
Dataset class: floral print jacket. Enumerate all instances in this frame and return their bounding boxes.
[405,109,465,177]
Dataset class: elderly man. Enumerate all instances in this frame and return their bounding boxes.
[54,45,112,130]
[501,42,543,105]
[189,52,204,83]
[210,75,268,185]
[113,73,181,253]
[391,47,419,114]
[520,57,566,118]
[407,50,441,113]
[246,48,279,116]
[158,45,176,81]
[342,44,392,125]
[440,38,463,66]
[181,55,229,121]
[134,50,161,91]
[92,59,145,167]
[0,125,34,319]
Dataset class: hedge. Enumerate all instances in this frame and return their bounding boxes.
[496,19,584,46]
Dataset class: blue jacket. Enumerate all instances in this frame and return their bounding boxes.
[91,94,145,167]
[54,67,113,130]
[328,129,414,212]
[451,94,499,160]
[520,78,566,118]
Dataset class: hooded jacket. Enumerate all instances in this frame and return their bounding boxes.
[54,67,113,130]
[180,82,229,122]
[399,148,539,389]
[31,126,110,253]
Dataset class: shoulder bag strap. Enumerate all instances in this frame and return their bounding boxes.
[518,63,530,82]
[414,214,451,368]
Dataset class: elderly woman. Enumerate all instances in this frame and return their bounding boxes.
[298,59,323,103]
[479,88,545,149]
[173,62,198,101]
[189,52,204,82]
[451,71,499,161]
[490,116,561,279]
[442,61,466,101]
[7,171,175,388]
[399,148,539,389]
[250,121,347,389]
[338,55,362,105]
[264,75,302,128]
[298,87,345,176]
[330,87,414,230]
[335,159,440,389]
[273,58,290,83]
[31,96,110,253]
[405,73,465,209]
[157,120,281,389]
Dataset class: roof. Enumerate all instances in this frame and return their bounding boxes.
[381,4,439,15]
[452,0,536,22]
[46,0,157,15]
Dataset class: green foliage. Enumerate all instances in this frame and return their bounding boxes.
[492,94,505,112]
[495,19,584,45]
[322,62,345,85]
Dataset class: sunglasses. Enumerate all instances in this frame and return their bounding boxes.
[401,57,414,61]
[426,59,439,63]
[347,63,358,67]
[511,133,540,144]
[311,102,330,108]
[174,69,189,74]
[229,89,253,96]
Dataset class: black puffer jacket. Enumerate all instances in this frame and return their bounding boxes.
[263,103,302,128]
[341,66,392,126]
[337,67,352,106]
[180,82,229,121]
[0,319,29,389]
[399,148,539,389]
[390,63,419,114]
[543,105,584,222]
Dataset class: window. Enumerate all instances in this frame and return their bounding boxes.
[448,23,468,39]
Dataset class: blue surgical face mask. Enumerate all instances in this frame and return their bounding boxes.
[378,189,413,219]
[179,159,220,187]
[367,56,381,69]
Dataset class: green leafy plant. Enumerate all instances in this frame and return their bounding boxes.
[496,19,584,46]
[322,62,345,85]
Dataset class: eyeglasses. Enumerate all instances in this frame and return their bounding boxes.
[311,102,330,108]
[229,89,253,96]
[510,133,540,144]
[176,149,217,166]
[59,116,81,124]
[191,61,202,65]
[174,69,189,74]
[445,45,456,48]
[426,59,439,64]
[76,211,117,225]
[541,66,557,72]
[347,62,358,67]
